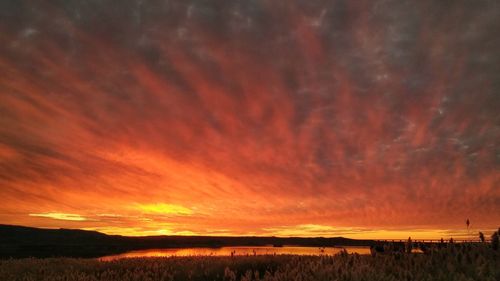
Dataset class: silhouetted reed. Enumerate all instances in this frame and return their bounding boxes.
[405,236,412,253]
[492,231,499,250]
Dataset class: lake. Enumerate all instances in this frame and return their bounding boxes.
[100,246,371,260]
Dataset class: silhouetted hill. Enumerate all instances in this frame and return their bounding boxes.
[0,224,376,258]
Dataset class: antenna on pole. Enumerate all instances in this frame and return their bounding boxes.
[466,218,470,242]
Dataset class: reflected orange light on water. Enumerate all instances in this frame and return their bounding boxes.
[99,246,371,261]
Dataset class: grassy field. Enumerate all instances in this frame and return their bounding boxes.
[1,244,498,281]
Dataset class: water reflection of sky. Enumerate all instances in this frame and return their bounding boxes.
[100,246,371,261]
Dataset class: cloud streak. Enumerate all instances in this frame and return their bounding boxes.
[29,213,87,221]
[0,0,499,238]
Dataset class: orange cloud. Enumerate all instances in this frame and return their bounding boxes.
[0,1,498,239]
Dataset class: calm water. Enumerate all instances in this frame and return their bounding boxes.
[100,246,371,260]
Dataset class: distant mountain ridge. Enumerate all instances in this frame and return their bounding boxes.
[0,224,375,258]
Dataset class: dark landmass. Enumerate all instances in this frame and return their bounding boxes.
[0,224,377,258]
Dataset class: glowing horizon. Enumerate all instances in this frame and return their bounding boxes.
[13,222,499,241]
[0,1,498,240]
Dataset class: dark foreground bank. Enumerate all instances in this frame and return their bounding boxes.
[1,244,498,281]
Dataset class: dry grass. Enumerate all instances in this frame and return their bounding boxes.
[1,244,498,281]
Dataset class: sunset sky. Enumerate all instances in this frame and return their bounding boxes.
[0,0,499,239]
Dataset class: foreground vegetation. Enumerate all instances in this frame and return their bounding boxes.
[1,244,498,281]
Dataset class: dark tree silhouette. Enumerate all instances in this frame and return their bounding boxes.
[479,232,485,243]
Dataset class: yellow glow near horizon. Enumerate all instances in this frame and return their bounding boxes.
[22,214,496,239]
[29,213,87,221]
[260,224,490,240]
[135,203,193,216]
[73,223,492,240]
[83,226,485,240]
[85,228,200,237]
